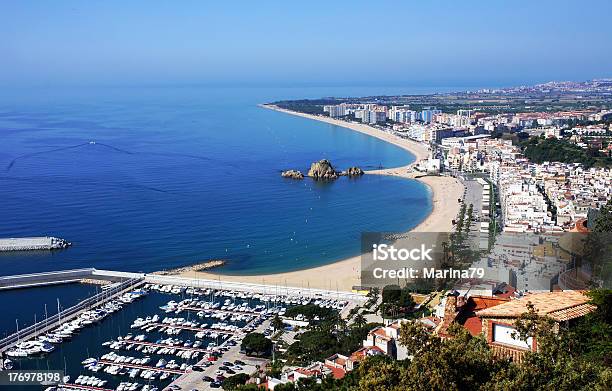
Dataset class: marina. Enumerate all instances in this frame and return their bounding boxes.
[0,269,364,390]
[0,278,145,356]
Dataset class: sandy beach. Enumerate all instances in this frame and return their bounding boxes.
[178,105,464,291]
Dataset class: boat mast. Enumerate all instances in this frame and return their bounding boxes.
[57,298,62,327]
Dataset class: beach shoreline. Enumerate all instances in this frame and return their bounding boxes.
[175,105,464,291]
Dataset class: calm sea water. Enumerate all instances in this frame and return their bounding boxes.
[0,283,100,338]
[0,86,433,276]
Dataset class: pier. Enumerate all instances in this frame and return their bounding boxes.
[0,268,366,301]
[97,359,186,375]
[147,274,366,302]
[0,236,71,251]
[0,277,145,353]
[109,339,213,354]
[147,323,236,335]
[178,305,260,315]
[0,269,142,291]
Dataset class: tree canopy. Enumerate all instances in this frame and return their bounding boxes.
[222,373,250,390]
[380,284,416,319]
[260,290,612,390]
[241,332,273,357]
[520,136,612,167]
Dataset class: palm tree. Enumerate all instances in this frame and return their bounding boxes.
[353,313,367,329]
[272,315,284,331]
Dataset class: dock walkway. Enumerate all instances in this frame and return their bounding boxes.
[98,359,185,375]
[0,278,145,353]
[111,339,212,354]
[148,323,236,335]
[178,305,260,315]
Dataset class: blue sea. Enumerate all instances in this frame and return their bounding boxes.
[0,86,433,277]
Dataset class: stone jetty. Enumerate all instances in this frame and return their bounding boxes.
[0,237,72,252]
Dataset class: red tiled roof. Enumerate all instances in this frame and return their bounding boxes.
[294,368,318,376]
[477,291,595,321]
[324,364,347,379]
[462,316,483,337]
[470,295,509,310]
[351,345,385,361]
[548,303,596,321]
[454,295,508,336]
[371,327,392,340]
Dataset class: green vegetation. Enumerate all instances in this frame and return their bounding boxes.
[241,332,273,357]
[365,287,380,308]
[283,322,380,366]
[222,373,250,390]
[520,136,611,168]
[380,285,416,319]
[272,315,284,331]
[251,290,612,390]
[270,89,612,120]
[272,99,337,115]
[271,377,337,391]
[486,180,500,251]
[441,203,482,286]
[582,199,612,287]
[353,313,367,329]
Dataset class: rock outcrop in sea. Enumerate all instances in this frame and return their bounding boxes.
[282,160,364,181]
[344,166,365,176]
[281,170,305,179]
[307,159,339,180]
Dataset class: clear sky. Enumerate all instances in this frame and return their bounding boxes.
[1,0,611,88]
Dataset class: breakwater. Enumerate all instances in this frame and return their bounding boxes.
[0,236,71,251]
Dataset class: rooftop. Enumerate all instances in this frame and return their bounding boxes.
[476,290,595,322]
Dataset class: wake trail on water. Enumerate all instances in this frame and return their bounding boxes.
[1,140,231,196]
[0,175,175,196]
[5,141,236,171]
[5,142,90,171]
[94,142,134,155]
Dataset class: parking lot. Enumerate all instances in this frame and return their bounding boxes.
[166,318,272,390]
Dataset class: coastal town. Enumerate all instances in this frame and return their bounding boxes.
[1,79,610,391]
[272,78,612,236]
[2,1,611,389]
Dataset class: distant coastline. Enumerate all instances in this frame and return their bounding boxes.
[260,104,430,165]
[177,105,464,291]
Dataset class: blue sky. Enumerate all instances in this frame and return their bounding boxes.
[1,0,611,88]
